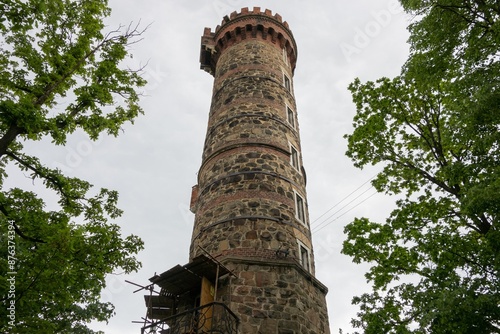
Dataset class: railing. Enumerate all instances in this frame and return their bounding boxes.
[141,302,239,334]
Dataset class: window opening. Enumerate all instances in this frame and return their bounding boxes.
[287,106,295,128]
[295,192,305,223]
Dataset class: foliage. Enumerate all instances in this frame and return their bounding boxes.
[343,1,499,333]
[0,0,146,332]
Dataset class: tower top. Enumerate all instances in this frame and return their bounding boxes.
[200,7,298,75]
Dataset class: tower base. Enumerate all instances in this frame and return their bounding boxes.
[218,257,330,334]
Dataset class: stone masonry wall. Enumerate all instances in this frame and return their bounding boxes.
[192,36,308,263]
[218,261,330,334]
[193,8,331,333]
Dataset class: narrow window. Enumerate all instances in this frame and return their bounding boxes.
[300,245,310,271]
[295,192,305,223]
[287,106,295,128]
[290,145,299,170]
[283,48,288,65]
[298,241,311,272]
[284,74,291,91]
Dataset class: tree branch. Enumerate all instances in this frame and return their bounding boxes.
[5,150,83,209]
[0,204,46,243]
[383,154,459,196]
[0,23,148,159]
[0,124,23,157]
[13,222,46,243]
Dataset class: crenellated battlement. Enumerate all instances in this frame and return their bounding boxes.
[215,7,289,32]
[200,7,297,76]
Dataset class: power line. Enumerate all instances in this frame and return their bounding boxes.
[311,174,376,226]
[312,190,378,234]
[312,186,374,233]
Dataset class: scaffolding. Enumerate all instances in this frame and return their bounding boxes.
[130,252,239,334]
[141,302,239,334]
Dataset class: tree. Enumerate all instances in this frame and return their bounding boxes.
[342,1,499,333]
[0,0,146,332]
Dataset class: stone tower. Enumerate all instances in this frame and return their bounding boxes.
[189,7,331,334]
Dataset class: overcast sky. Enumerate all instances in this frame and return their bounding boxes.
[15,0,412,333]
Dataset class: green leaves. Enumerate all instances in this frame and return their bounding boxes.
[0,165,145,332]
[0,0,146,332]
[0,0,146,149]
[0,215,142,332]
[343,0,499,332]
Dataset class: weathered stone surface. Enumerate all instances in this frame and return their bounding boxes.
[191,7,330,334]
[216,262,330,334]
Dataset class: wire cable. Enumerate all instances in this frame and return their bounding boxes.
[310,174,376,226]
[312,190,378,234]
[312,186,374,233]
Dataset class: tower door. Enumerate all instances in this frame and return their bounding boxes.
[198,276,215,331]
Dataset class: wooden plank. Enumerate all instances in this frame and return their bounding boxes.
[144,295,175,308]
[199,277,214,331]
[146,307,173,320]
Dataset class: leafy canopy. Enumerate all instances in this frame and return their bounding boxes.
[343,1,499,333]
[0,0,146,333]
